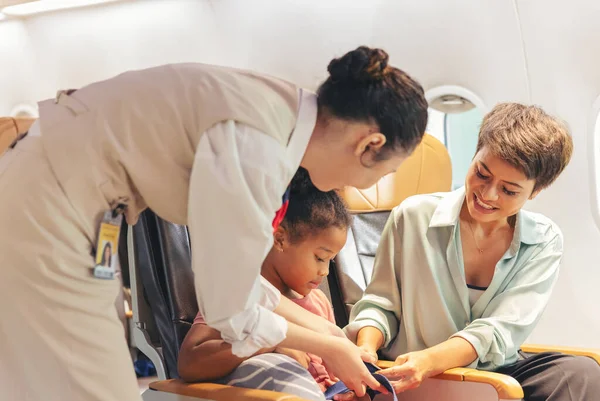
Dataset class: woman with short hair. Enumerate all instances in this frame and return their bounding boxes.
[347,103,600,400]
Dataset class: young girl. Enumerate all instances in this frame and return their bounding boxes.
[178,168,362,401]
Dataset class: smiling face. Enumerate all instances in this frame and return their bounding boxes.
[464,147,538,224]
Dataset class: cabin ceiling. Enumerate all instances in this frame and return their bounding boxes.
[0,0,36,6]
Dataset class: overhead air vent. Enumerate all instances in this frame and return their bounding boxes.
[429,94,475,114]
[10,103,38,118]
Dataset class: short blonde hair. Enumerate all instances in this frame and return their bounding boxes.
[476,103,573,192]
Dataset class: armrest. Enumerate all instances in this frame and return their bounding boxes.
[521,343,600,365]
[461,369,523,399]
[149,379,309,401]
[376,360,523,399]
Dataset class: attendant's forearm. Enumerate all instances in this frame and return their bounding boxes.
[277,321,334,356]
[274,296,343,336]
[275,296,319,329]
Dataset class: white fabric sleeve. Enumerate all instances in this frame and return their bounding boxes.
[187,120,289,357]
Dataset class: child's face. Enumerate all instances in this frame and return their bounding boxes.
[276,226,347,297]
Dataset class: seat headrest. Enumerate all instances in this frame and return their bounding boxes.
[339,134,452,213]
[0,117,36,155]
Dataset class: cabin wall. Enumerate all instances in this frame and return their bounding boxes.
[518,0,600,347]
[1,0,598,348]
[0,20,34,114]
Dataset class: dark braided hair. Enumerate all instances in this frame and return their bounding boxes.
[317,46,428,160]
[282,167,351,243]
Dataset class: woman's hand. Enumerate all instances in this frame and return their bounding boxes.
[376,351,434,394]
[321,337,388,398]
[274,347,311,369]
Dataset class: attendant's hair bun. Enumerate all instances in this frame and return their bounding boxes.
[327,46,390,83]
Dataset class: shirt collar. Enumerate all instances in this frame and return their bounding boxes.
[428,186,547,246]
[286,88,317,172]
[428,187,466,228]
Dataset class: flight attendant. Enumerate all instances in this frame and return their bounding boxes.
[0,46,428,401]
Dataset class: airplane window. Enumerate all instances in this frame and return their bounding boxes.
[426,92,484,190]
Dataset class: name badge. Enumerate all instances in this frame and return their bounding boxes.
[93,210,123,280]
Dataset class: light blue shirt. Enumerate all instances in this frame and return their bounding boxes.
[344,187,563,370]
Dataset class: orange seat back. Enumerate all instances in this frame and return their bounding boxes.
[0,117,36,156]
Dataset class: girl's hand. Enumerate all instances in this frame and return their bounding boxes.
[358,344,379,364]
[321,337,388,398]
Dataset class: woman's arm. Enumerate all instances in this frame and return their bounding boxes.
[378,233,563,394]
[178,324,274,382]
[417,337,477,376]
[356,326,385,361]
[452,233,563,369]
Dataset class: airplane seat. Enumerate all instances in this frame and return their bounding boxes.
[129,210,197,380]
[332,133,452,326]
[0,117,35,156]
